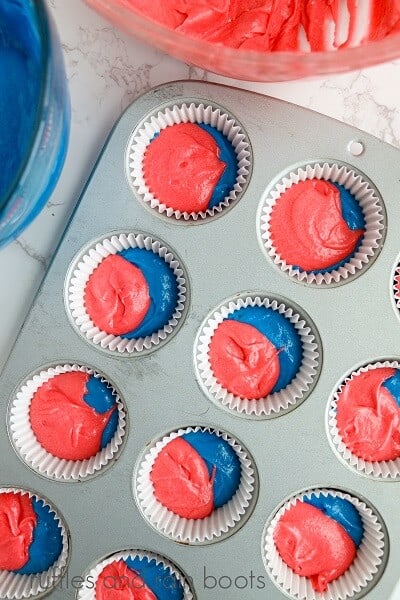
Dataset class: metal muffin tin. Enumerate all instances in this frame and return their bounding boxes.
[2,80,400,599]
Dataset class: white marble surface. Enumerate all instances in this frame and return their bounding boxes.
[2,0,400,373]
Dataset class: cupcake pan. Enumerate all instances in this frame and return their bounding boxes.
[1,81,400,598]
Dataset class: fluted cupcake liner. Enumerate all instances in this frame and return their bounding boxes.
[194,294,321,419]
[8,364,127,481]
[65,232,188,354]
[0,487,69,599]
[327,360,400,480]
[134,426,257,544]
[126,102,251,222]
[259,162,385,286]
[76,549,194,599]
[391,262,400,320]
[262,487,388,600]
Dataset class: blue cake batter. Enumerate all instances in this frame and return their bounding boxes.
[0,1,42,203]
[118,248,179,339]
[83,375,119,449]
[16,498,63,575]
[305,493,364,548]
[182,430,242,508]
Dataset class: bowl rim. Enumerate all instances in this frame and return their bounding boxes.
[85,0,400,79]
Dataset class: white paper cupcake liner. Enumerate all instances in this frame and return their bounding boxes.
[65,232,188,354]
[327,360,400,480]
[194,294,321,419]
[8,364,127,481]
[134,426,257,544]
[126,102,251,222]
[0,487,69,599]
[259,162,385,286]
[76,549,194,599]
[262,487,388,600]
[391,262,400,320]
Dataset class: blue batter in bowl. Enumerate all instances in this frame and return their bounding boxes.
[0,0,70,248]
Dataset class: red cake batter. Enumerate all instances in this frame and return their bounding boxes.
[336,367,400,462]
[274,501,356,592]
[269,179,363,271]
[150,437,215,519]
[209,320,280,399]
[96,561,156,600]
[368,1,400,41]
[0,492,36,571]
[116,0,400,52]
[143,123,225,213]
[29,371,116,461]
[84,254,150,335]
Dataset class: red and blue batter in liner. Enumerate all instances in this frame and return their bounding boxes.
[84,247,179,339]
[336,366,400,462]
[274,493,364,593]
[209,305,303,400]
[0,491,64,576]
[95,554,185,600]
[142,122,238,214]
[150,430,241,519]
[29,371,119,461]
[269,179,366,274]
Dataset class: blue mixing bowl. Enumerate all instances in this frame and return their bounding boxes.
[0,0,70,248]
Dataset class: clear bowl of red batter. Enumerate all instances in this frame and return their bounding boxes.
[85,1,400,81]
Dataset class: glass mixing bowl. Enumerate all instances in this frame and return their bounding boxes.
[86,0,400,82]
[0,0,70,249]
